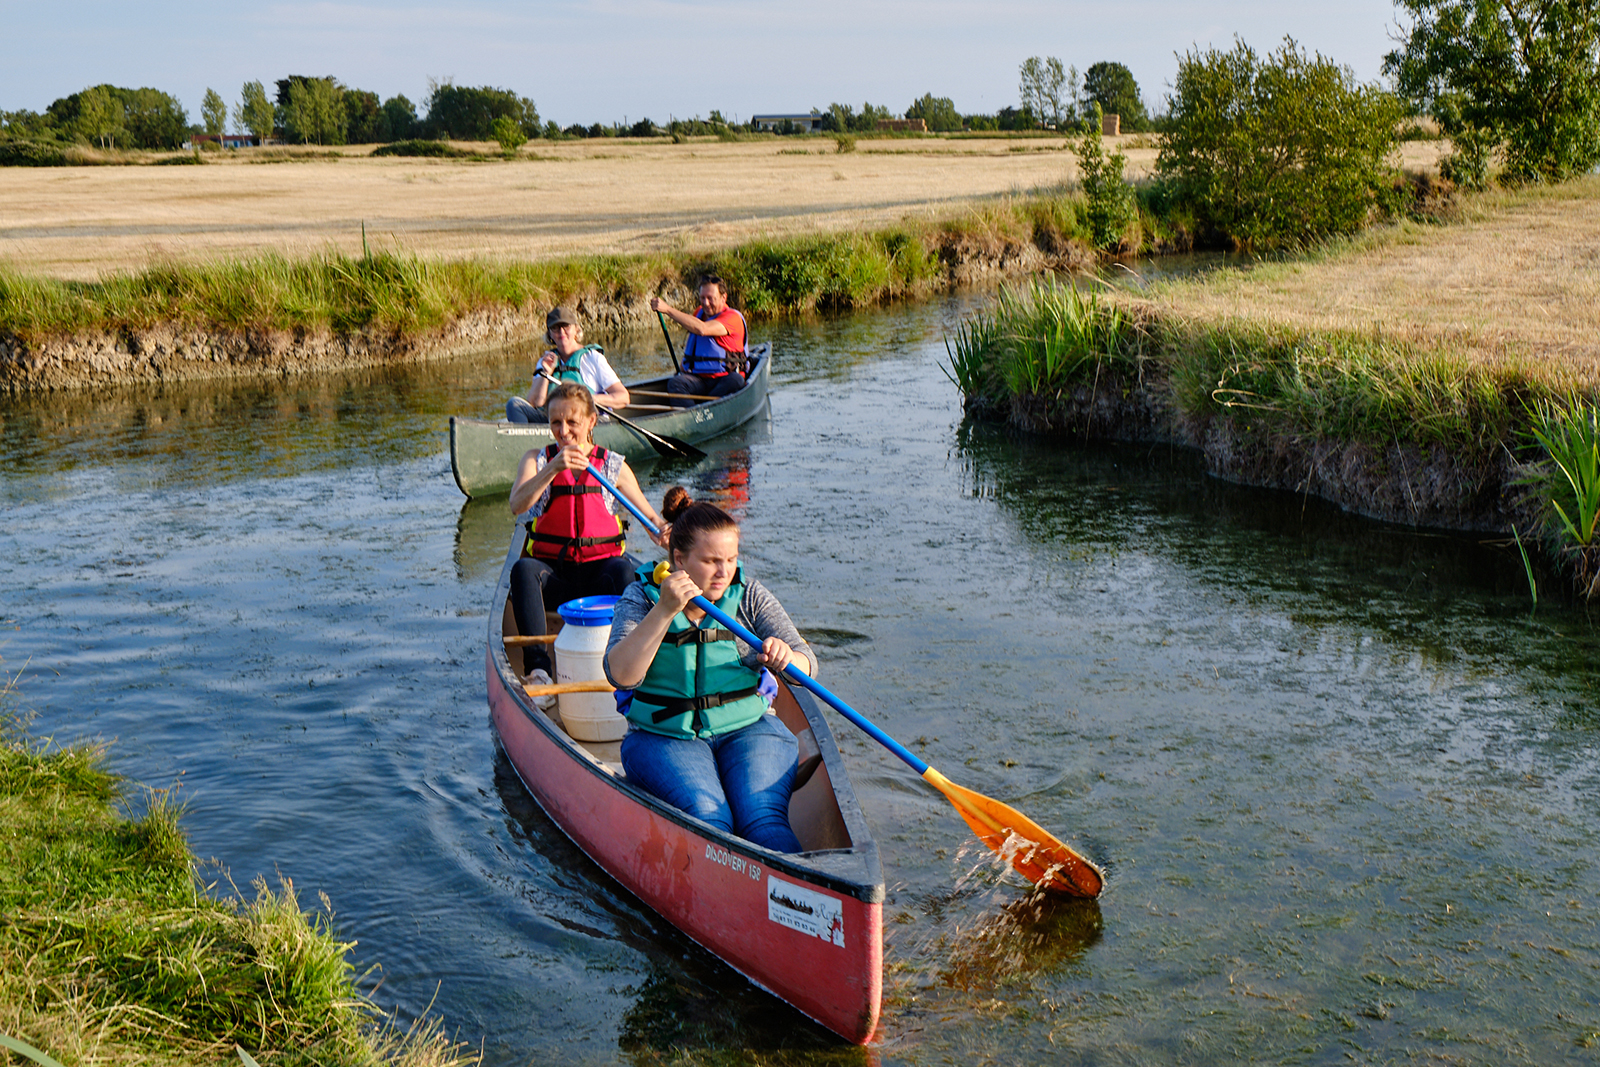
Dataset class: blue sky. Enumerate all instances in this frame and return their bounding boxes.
[2,1,1405,127]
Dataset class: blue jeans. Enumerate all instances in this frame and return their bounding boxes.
[665,371,745,408]
[621,714,802,853]
[506,396,547,423]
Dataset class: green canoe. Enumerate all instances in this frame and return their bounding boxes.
[449,342,772,499]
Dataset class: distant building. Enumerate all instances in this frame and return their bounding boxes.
[751,111,824,132]
[186,133,261,149]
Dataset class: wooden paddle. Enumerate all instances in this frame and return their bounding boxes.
[583,463,1105,898]
[628,389,721,403]
[656,309,682,374]
[535,369,705,462]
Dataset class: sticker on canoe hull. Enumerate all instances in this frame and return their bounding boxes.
[767,874,844,946]
[496,427,553,437]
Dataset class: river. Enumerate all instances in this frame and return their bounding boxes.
[2,295,1597,1065]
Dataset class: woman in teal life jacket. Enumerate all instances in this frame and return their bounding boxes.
[508,383,668,682]
[506,306,631,422]
[604,490,814,853]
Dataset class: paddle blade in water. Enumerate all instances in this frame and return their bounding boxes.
[922,768,1104,898]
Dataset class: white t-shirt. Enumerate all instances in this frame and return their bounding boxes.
[539,346,621,396]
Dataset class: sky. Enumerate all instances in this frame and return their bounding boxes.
[1,0,1407,127]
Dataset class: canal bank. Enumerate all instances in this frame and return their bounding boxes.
[947,177,1600,595]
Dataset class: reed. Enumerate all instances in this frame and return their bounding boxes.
[943,279,1137,405]
[0,669,475,1067]
[1523,396,1600,598]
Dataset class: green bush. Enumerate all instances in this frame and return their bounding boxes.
[371,139,473,158]
[1078,105,1138,250]
[491,115,528,155]
[1157,36,1406,250]
[0,139,67,166]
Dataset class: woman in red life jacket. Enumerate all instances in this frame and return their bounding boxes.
[507,383,668,678]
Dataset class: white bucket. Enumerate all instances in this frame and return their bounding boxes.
[554,595,625,742]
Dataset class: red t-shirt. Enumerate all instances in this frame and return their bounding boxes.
[697,307,746,353]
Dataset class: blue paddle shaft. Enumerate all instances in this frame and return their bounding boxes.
[584,463,932,776]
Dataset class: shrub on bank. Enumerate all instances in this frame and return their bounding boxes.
[1158,37,1407,250]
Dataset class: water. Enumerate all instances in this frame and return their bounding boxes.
[3,298,1599,1065]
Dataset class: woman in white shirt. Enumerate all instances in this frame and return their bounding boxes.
[506,306,631,422]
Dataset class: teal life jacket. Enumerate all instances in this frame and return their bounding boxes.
[553,344,601,386]
[626,563,766,739]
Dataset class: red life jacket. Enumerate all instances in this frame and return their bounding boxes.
[525,446,626,564]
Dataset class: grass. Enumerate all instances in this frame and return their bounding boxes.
[0,189,1096,343]
[0,666,476,1067]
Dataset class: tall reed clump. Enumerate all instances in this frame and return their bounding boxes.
[1523,396,1600,599]
[943,279,1137,408]
[0,668,475,1067]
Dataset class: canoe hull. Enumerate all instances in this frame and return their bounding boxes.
[484,517,884,1044]
[452,343,772,498]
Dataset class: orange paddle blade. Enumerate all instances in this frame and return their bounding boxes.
[922,768,1104,898]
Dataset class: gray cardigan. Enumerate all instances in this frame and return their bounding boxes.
[603,574,817,687]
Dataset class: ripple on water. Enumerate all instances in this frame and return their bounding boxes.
[2,296,1598,1064]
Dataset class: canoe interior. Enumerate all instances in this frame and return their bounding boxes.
[450,344,773,500]
[497,595,855,854]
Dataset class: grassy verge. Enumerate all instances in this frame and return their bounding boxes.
[0,189,1101,343]
[0,668,476,1067]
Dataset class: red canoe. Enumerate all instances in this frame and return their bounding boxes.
[485,535,885,1044]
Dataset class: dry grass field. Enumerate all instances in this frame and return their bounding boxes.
[0,136,1155,280]
[0,136,1450,282]
[1144,176,1600,386]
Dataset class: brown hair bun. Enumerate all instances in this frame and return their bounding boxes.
[661,486,694,523]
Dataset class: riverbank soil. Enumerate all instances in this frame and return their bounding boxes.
[1138,176,1600,386]
[0,137,1443,281]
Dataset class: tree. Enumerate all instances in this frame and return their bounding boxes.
[822,101,893,133]
[343,89,383,143]
[49,86,186,148]
[1083,62,1148,131]
[1157,37,1405,249]
[283,77,346,145]
[201,88,227,136]
[1019,56,1068,127]
[379,95,417,141]
[235,81,274,143]
[491,115,528,154]
[76,85,122,147]
[424,82,539,140]
[905,93,962,131]
[1384,0,1600,185]
[1078,105,1137,249]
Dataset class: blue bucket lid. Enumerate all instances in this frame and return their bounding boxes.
[557,595,619,626]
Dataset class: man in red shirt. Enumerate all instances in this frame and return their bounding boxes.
[650,275,748,407]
